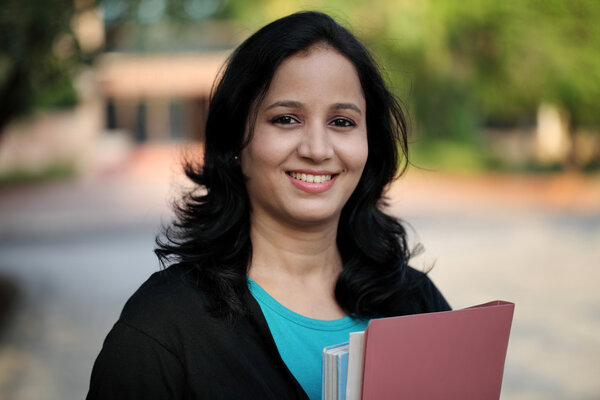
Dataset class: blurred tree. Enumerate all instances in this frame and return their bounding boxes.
[0,0,80,135]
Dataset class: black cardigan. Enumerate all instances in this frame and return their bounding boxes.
[87,264,450,399]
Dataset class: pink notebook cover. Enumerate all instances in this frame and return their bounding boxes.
[361,300,514,400]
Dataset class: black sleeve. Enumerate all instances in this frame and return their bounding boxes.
[86,321,185,400]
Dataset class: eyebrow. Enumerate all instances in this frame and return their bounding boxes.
[264,100,363,115]
[331,102,363,115]
[264,100,303,111]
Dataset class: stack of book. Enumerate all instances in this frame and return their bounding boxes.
[322,300,514,400]
[321,341,349,400]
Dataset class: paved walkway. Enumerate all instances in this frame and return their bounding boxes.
[0,144,599,399]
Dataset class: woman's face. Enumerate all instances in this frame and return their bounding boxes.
[240,45,368,229]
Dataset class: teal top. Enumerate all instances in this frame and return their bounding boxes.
[247,277,369,400]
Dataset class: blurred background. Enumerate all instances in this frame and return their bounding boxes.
[0,0,599,399]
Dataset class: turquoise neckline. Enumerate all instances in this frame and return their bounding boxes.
[247,277,362,331]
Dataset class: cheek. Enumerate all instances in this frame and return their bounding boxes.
[341,134,369,173]
[241,135,288,176]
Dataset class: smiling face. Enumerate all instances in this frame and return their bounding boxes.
[240,45,368,229]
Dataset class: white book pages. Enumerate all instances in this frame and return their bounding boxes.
[345,331,365,400]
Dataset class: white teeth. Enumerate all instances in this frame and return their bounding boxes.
[290,172,332,183]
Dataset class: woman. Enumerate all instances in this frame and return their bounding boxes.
[87,11,450,400]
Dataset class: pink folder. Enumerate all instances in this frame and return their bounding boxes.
[361,300,514,400]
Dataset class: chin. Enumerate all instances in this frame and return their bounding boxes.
[286,209,341,227]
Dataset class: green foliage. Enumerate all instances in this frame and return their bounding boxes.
[410,140,491,173]
[0,162,75,186]
[0,0,80,130]
[32,70,78,110]
[411,75,479,143]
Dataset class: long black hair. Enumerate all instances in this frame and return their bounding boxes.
[156,11,414,319]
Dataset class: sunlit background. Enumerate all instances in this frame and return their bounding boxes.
[0,1,599,399]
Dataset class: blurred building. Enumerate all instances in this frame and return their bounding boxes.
[96,2,235,144]
[98,51,228,143]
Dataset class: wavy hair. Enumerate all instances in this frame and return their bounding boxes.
[156,11,414,319]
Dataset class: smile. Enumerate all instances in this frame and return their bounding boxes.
[286,171,338,193]
[288,172,333,183]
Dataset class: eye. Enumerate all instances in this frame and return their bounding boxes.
[329,118,356,128]
[271,115,300,125]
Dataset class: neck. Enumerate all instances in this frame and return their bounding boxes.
[247,212,342,283]
[247,212,347,320]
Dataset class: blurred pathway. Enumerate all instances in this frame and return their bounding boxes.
[0,143,599,399]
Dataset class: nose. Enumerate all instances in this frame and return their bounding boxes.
[296,122,334,162]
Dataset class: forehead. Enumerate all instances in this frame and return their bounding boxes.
[260,46,365,108]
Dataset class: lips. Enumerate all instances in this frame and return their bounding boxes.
[286,170,338,193]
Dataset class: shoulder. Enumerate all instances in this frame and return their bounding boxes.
[121,263,205,318]
[394,266,451,316]
[117,263,217,352]
[87,264,203,399]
